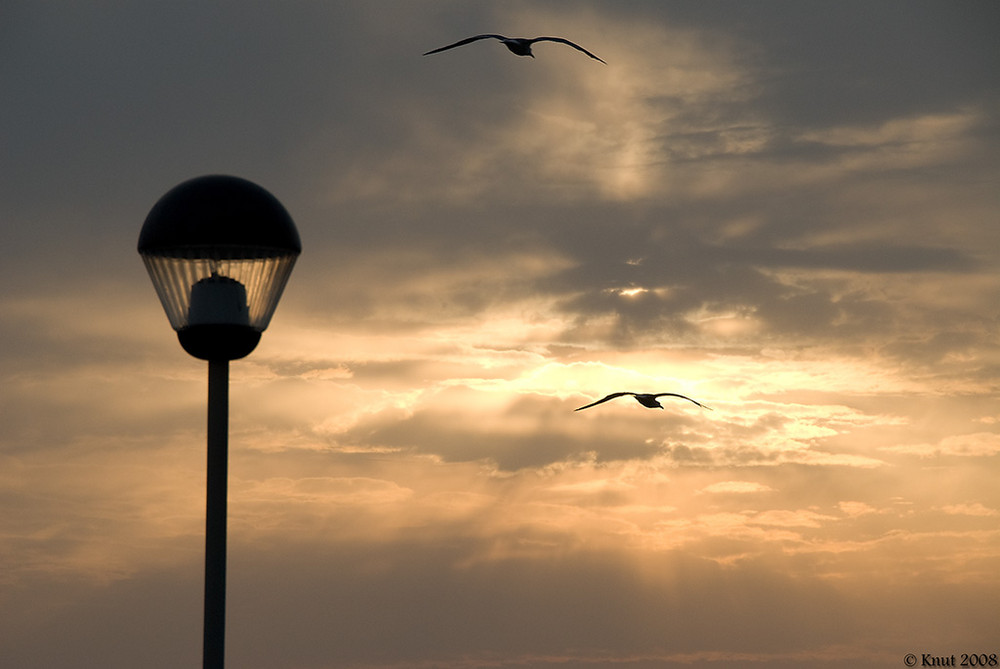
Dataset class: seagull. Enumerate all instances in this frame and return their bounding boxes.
[574,392,712,412]
[423,34,606,64]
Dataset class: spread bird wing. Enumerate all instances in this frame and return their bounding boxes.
[574,392,636,411]
[423,34,507,56]
[652,393,712,410]
[530,37,606,63]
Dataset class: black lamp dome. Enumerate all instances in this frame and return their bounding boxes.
[139,175,301,254]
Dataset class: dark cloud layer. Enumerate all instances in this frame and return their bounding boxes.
[4,530,997,669]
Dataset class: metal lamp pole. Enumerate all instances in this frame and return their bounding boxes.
[138,175,301,669]
[204,358,229,667]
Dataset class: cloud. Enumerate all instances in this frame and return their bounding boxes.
[881,432,1000,458]
[940,503,999,518]
[699,481,774,495]
[838,501,878,517]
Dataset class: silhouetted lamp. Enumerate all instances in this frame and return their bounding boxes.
[138,174,301,360]
[138,175,300,669]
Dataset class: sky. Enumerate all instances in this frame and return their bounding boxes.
[2,1,999,667]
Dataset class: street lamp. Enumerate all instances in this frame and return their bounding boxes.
[138,175,301,669]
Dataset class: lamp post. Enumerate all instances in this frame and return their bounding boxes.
[138,175,301,669]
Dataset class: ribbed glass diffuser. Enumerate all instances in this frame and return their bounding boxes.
[141,249,297,332]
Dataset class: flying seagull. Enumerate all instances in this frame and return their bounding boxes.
[574,392,712,412]
[423,34,606,64]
